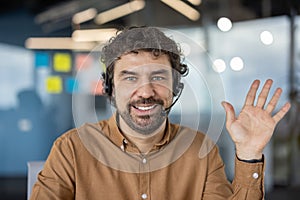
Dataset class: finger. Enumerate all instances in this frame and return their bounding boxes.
[221,101,235,128]
[265,87,282,114]
[256,79,273,108]
[244,80,260,107]
[273,102,291,124]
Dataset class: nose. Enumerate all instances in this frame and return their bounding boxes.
[136,82,155,99]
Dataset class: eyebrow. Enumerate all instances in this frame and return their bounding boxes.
[118,70,137,78]
[151,69,170,76]
[118,69,170,77]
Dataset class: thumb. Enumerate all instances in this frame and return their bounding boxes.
[221,101,235,128]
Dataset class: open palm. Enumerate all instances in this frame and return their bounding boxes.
[222,79,291,160]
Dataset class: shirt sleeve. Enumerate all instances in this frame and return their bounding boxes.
[231,156,265,199]
[29,132,76,200]
[202,146,265,200]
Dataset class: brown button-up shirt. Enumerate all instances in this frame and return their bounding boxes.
[30,114,265,200]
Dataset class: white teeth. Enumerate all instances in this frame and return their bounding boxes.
[136,105,156,111]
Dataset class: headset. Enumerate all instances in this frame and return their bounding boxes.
[102,71,112,96]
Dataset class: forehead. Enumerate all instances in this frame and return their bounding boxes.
[114,51,172,72]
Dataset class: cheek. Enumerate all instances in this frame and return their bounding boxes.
[113,85,132,103]
[155,83,173,96]
[155,86,173,103]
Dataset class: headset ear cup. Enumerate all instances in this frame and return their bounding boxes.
[173,69,184,96]
[102,72,112,96]
[173,82,184,96]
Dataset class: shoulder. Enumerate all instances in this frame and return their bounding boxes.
[54,127,78,144]
[53,122,105,147]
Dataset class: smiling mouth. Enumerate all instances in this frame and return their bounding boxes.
[130,98,164,114]
[133,104,157,111]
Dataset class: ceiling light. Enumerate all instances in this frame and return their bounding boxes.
[25,37,96,50]
[72,28,118,42]
[187,0,202,6]
[94,0,145,25]
[212,59,226,73]
[161,0,200,21]
[260,31,274,45]
[230,57,244,71]
[35,1,79,24]
[217,17,232,32]
[72,8,98,24]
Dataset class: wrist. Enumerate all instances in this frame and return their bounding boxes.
[235,147,263,160]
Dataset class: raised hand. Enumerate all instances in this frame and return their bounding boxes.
[221,79,291,160]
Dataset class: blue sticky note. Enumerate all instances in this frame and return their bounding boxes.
[35,52,50,68]
[65,77,79,93]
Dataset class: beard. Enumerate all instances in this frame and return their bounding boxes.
[117,97,167,135]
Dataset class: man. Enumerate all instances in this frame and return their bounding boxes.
[30,27,291,199]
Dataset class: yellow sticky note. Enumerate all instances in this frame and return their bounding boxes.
[53,53,72,72]
[46,76,63,93]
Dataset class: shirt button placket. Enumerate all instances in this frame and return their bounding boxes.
[139,156,150,200]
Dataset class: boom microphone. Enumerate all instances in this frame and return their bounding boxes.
[161,83,184,116]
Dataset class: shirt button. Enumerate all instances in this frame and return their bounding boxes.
[141,193,147,199]
[142,158,147,164]
[252,172,259,179]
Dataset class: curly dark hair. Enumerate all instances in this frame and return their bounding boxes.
[101,26,188,96]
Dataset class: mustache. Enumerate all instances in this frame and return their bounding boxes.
[130,97,164,105]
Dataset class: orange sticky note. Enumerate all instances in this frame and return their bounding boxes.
[75,53,92,70]
[91,80,104,95]
[53,53,72,72]
[46,76,63,93]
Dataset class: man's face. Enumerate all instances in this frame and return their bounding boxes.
[112,51,174,135]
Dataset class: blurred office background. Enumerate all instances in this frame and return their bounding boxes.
[0,0,300,199]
